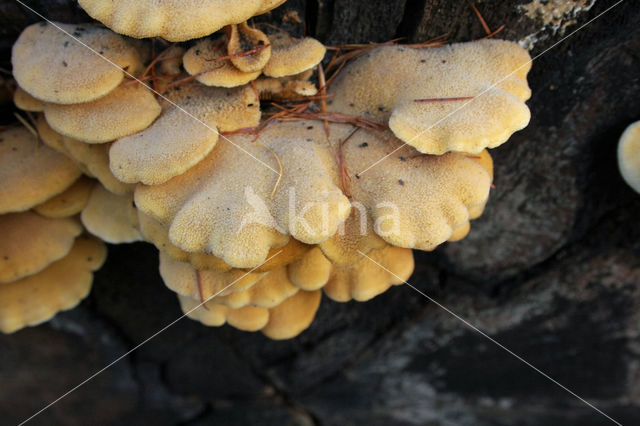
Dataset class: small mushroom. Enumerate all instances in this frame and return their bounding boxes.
[43,83,161,143]
[618,121,640,194]
[227,22,272,73]
[81,183,142,244]
[34,176,94,218]
[0,236,107,334]
[0,211,82,283]
[0,127,82,214]
[183,38,262,87]
[12,22,142,104]
[263,33,326,78]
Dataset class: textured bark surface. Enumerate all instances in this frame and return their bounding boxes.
[1,1,640,425]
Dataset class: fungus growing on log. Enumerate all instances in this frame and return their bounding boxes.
[109,83,260,185]
[328,40,531,154]
[0,236,106,334]
[34,176,94,219]
[2,6,533,338]
[0,127,82,214]
[43,83,161,143]
[0,212,82,283]
[80,184,142,244]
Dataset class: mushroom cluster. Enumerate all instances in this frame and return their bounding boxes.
[1,1,532,338]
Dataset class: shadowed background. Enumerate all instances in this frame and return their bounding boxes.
[1,1,639,425]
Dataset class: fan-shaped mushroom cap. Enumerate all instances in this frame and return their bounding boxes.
[77,0,274,42]
[12,22,141,104]
[261,289,321,340]
[324,245,414,302]
[159,252,266,300]
[0,212,82,283]
[618,121,640,194]
[14,86,43,112]
[43,83,161,143]
[62,137,135,195]
[183,38,262,87]
[227,22,271,73]
[135,123,351,269]
[0,236,106,333]
[338,125,492,249]
[81,184,142,244]
[0,127,82,214]
[328,39,531,155]
[110,83,260,185]
[34,176,94,218]
[288,247,332,290]
[263,33,326,78]
[178,295,269,331]
[214,266,299,309]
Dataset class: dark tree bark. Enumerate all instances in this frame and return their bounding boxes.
[1,1,639,425]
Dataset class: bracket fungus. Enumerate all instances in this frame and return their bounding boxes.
[328,39,531,154]
[3,5,533,338]
[0,212,82,283]
[110,83,260,185]
[0,236,106,334]
[81,184,142,244]
[134,123,352,268]
[43,83,161,143]
[0,127,82,214]
[34,176,94,219]
[183,38,263,88]
[263,33,326,78]
[12,22,142,104]
[77,0,285,42]
[618,121,640,194]
[227,22,272,73]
